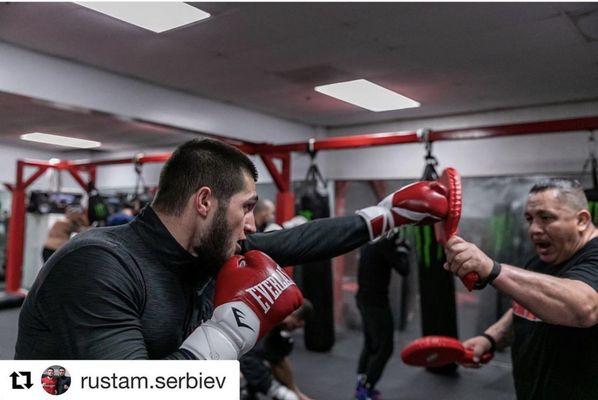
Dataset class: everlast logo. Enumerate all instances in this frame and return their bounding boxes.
[246,267,295,314]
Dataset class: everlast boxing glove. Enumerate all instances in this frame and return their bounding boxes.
[357,180,449,241]
[181,251,303,360]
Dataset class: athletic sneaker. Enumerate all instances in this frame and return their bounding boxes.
[354,382,368,400]
[368,389,382,400]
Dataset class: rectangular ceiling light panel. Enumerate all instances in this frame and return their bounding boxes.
[21,132,102,149]
[315,79,420,112]
[76,2,211,33]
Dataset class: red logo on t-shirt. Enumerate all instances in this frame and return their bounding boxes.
[512,300,542,322]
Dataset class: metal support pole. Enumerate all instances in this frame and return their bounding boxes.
[5,161,26,294]
[260,153,295,224]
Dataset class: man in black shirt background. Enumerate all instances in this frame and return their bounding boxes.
[355,230,410,400]
[445,178,598,399]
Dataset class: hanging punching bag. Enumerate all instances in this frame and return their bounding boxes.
[296,159,335,352]
[584,153,598,224]
[413,156,459,374]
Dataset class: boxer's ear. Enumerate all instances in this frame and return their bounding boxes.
[194,186,213,217]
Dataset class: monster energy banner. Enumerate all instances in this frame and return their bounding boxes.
[585,189,598,225]
[477,202,526,332]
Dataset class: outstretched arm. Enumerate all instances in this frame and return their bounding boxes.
[242,215,369,266]
[445,236,598,328]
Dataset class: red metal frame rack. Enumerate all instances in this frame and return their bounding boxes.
[3,115,598,295]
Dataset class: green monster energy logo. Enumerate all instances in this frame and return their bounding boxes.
[490,214,507,257]
[297,209,313,221]
[94,203,108,218]
[589,201,598,225]
[407,225,444,269]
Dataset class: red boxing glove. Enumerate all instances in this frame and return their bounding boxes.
[181,251,303,360]
[357,180,449,241]
[214,250,304,339]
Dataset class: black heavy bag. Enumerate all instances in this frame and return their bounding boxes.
[414,157,458,374]
[584,151,598,224]
[296,160,335,352]
[586,189,598,225]
[87,181,109,227]
[582,138,598,223]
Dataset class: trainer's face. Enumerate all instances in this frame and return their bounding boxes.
[225,173,257,257]
[525,189,586,266]
[59,369,65,376]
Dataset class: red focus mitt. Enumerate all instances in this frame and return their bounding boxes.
[433,168,478,291]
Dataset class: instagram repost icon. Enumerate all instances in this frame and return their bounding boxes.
[41,365,71,395]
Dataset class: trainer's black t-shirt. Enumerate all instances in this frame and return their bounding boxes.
[511,237,598,400]
[15,207,368,359]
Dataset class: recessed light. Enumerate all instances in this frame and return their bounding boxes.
[315,79,420,112]
[75,2,211,33]
[20,133,102,149]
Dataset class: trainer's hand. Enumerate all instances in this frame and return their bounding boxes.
[460,336,493,368]
[444,236,493,281]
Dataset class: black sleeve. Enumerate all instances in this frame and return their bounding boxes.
[561,262,598,291]
[262,328,294,363]
[241,215,369,266]
[37,245,194,360]
[387,242,411,277]
[36,245,149,359]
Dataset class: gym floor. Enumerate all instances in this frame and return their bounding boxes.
[0,300,516,399]
[289,328,514,400]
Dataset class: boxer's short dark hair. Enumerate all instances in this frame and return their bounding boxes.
[153,139,257,216]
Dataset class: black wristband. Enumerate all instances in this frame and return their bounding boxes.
[474,260,502,290]
[481,333,497,353]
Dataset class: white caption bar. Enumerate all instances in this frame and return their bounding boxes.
[0,360,239,400]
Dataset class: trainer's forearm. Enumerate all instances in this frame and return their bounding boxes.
[484,309,513,349]
[493,264,598,327]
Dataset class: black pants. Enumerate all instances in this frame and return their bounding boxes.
[42,247,56,263]
[240,349,272,397]
[357,300,394,388]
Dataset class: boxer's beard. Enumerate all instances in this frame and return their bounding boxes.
[194,203,234,274]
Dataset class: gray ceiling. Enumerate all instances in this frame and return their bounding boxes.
[1,2,598,150]
[0,93,198,152]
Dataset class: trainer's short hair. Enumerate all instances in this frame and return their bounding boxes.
[529,178,588,212]
[152,139,257,216]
